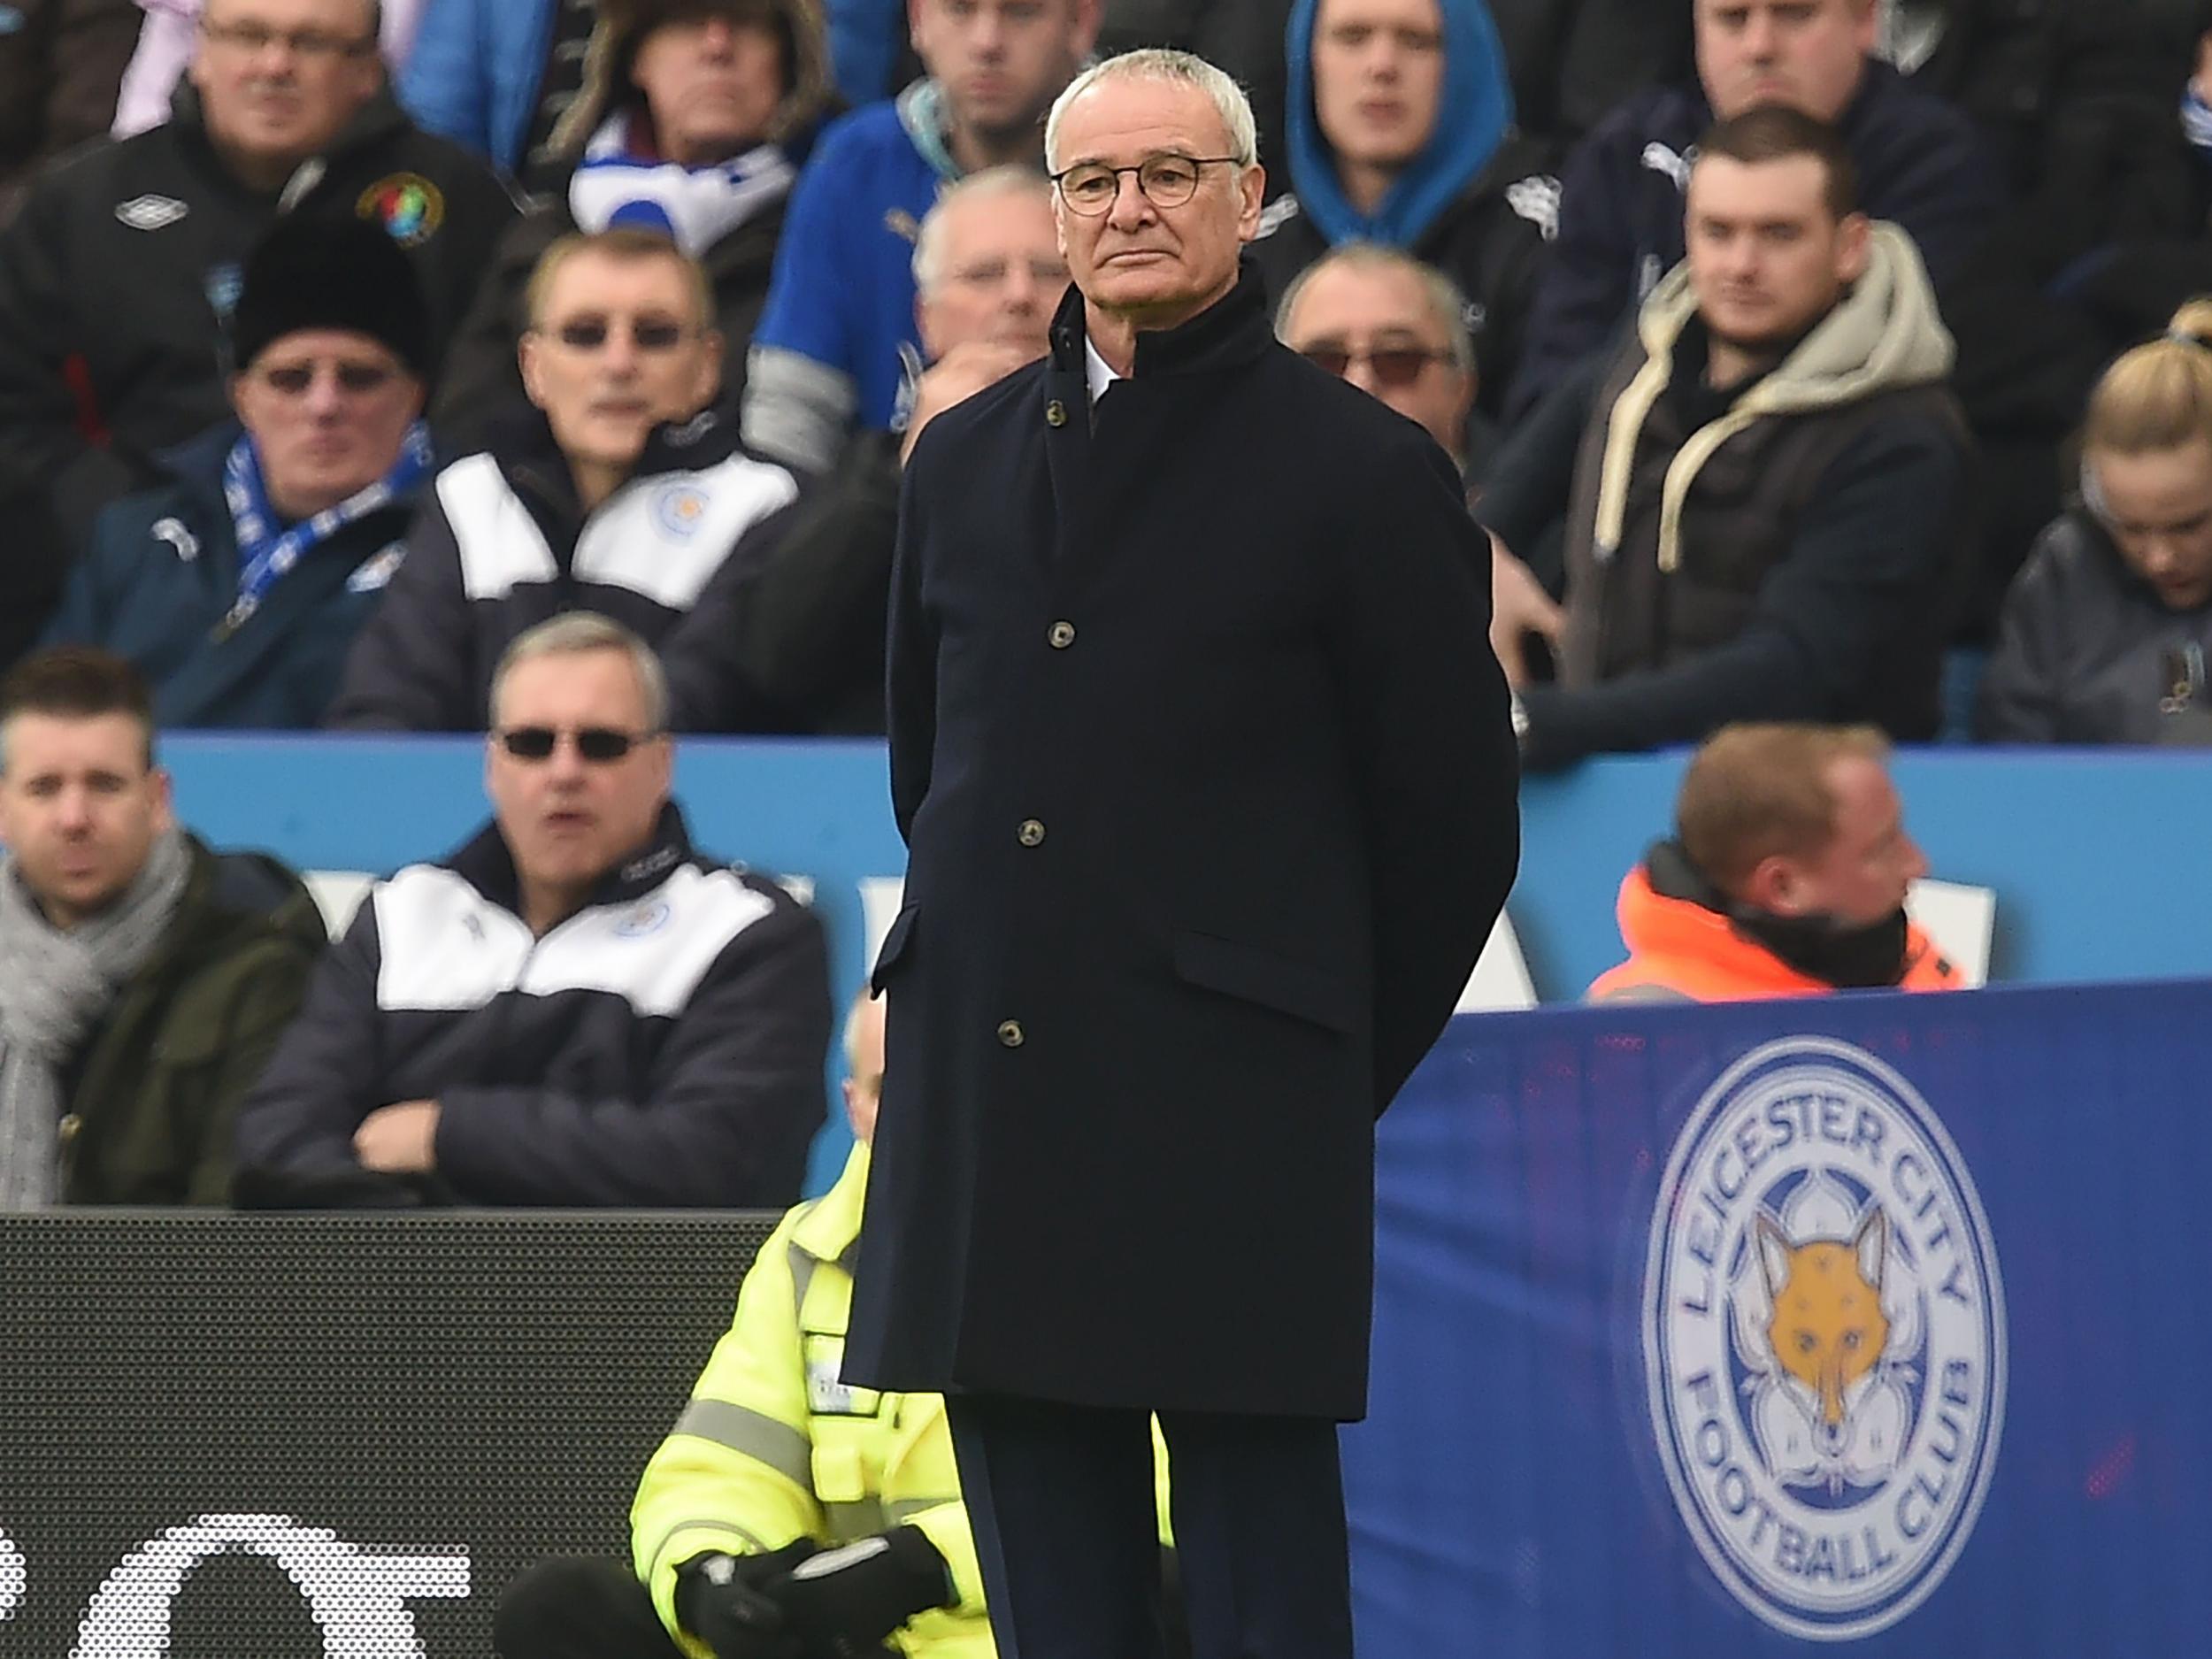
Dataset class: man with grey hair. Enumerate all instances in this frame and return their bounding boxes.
[848,45,1519,1659]
[235,611,833,1209]
[665,167,1068,733]
[1276,242,1483,476]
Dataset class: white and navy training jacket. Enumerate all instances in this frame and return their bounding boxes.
[234,804,831,1207]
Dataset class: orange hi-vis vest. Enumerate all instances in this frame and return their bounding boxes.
[1587,864,1964,1004]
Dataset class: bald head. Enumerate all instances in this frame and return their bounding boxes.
[842,994,887,1142]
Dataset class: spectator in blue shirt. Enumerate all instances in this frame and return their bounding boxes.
[396,0,578,183]
[739,0,1098,472]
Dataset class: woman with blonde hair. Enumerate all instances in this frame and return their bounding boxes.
[1979,299,2212,743]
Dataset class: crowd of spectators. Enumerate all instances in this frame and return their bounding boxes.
[4,0,2212,1217]
[8,0,2212,750]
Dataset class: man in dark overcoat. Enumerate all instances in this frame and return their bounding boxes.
[845,46,1521,1659]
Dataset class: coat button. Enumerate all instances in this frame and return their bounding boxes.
[1045,399,1068,427]
[1048,620,1076,649]
[996,1019,1025,1048]
[1017,818,1046,847]
[57,1112,81,1147]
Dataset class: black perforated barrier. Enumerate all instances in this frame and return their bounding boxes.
[0,1211,775,1658]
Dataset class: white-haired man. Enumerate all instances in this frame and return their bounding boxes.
[235,611,833,1207]
[845,47,1519,1659]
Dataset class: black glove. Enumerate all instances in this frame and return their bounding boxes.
[676,1541,819,1659]
[759,1526,955,1658]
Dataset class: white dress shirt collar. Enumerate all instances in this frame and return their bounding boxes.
[1084,336,1125,404]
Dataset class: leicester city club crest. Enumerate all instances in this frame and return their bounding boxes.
[1643,1038,2005,1640]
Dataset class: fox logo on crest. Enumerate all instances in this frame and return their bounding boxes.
[1744,1198,1912,1496]
[1762,1208,1888,1432]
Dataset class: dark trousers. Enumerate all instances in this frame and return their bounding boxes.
[494,1556,683,1659]
[945,1393,1352,1659]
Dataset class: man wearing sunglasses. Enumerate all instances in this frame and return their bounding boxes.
[0,0,517,669]
[849,49,1517,1659]
[236,611,833,1210]
[328,227,803,732]
[1274,242,1480,478]
[41,212,432,727]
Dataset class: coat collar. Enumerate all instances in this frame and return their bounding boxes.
[791,1141,871,1265]
[1048,261,1276,384]
[446,800,700,919]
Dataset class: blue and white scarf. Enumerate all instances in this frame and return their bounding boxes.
[219,420,433,637]
[568,112,795,257]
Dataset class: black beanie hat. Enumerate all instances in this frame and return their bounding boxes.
[229,213,434,378]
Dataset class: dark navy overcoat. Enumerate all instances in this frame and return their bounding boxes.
[846,272,1520,1419]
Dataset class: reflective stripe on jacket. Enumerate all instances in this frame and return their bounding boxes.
[631,1141,991,1659]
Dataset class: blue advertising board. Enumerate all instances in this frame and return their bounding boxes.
[1346,980,2212,1655]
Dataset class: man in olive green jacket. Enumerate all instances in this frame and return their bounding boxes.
[0,647,326,1205]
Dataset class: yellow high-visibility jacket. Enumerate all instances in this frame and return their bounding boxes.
[632,1141,991,1658]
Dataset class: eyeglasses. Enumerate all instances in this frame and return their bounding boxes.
[1050,155,1241,216]
[1297,343,1453,387]
[538,315,695,353]
[256,359,399,396]
[494,726,662,763]
[199,19,377,59]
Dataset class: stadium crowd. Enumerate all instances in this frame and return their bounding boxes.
[4,0,2211,742]
[4,0,2212,1653]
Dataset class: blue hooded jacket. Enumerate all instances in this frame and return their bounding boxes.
[1283,0,1515,250]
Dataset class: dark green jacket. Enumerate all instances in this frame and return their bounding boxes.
[58,834,326,1204]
